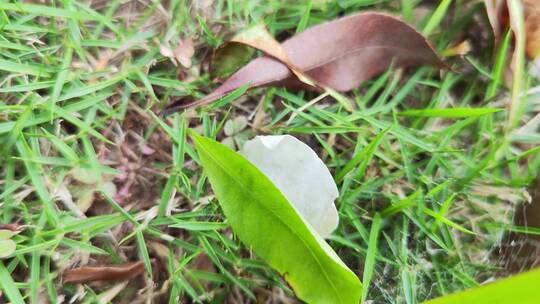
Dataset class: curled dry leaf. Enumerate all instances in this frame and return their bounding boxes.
[159,43,175,60]
[217,23,316,87]
[240,135,339,238]
[63,261,145,284]
[163,12,445,114]
[519,0,540,60]
[211,23,311,85]
[175,38,195,68]
[160,38,195,68]
[485,0,540,59]
[525,0,540,60]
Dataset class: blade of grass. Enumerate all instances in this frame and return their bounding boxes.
[15,137,59,226]
[49,45,73,120]
[399,108,501,118]
[361,213,382,303]
[0,261,25,304]
[335,126,391,182]
[423,0,453,36]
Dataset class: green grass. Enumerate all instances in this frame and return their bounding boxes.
[0,0,539,303]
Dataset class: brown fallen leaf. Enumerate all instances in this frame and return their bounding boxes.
[485,0,540,59]
[160,38,195,68]
[524,0,540,59]
[0,224,24,232]
[63,261,145,284]
[218,23,317,87]
[484,0,507,43]
[175,38,195,68]
[163,12,445,114]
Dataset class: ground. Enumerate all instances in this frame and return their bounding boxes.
[0,0,539,303]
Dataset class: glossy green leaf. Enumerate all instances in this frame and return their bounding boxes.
[423,267,540,304]
[191,132,362,304]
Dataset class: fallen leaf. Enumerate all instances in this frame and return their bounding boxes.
[524,0,540,59]
[218,23,313,85]
[485,0,540,59]
[0,224,23,232]
[164,12,445,112]
[484,0,507,42]
[191,132,361,304]
[160,38,195,68]
[240,135,339,238]
[63,261,145,284]
[175,38,195,68]
[211,23,293,76]
[159,43,175,59]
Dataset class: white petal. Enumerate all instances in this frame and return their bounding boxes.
[240,135,339,238]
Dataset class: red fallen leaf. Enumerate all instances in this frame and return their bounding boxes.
[63,261,145,284]
[163,12,445,114]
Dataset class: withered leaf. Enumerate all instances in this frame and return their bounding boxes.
[211,23,308,83]
[164,12,445,113]
[485,0,540,59]
[524,0,540,59]
[0,224,24,232]
[175,38,195,68]
[213,23,319,93]
[63,261,145,284]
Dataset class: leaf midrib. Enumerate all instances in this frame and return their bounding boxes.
[197,139,345,303]
[243,44,435,93]
[207,44,431,107]
[289,44,436,74]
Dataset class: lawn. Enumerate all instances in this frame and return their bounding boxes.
[1,0,539,303]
